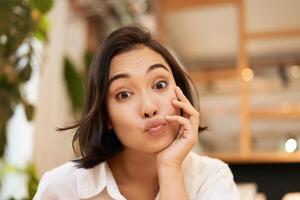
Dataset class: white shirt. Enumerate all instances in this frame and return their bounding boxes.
[34,152,240,200]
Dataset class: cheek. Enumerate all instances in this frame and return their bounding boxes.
[159,86,180,114]
[107,101,138,135]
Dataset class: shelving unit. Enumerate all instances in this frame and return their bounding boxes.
[204,152,300,164]
[155,0,300,164]
[250,107,300,119]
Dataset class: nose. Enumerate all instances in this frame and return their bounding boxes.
[140,94,158,118]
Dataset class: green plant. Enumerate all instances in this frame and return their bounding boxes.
[63,52,94,113]
[0,0,53,156]
[0,0,53,198]
[0,159,39,200]
[63,58,85,113]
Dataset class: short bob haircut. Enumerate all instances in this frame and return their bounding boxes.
[60,25,206,169]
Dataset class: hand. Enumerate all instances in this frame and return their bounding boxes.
[156,86,200,170]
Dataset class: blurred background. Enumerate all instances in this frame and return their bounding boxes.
[0,0,300,199]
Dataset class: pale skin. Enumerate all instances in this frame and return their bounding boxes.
[106,45,200,200]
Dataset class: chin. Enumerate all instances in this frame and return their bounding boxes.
[146,133,177,153]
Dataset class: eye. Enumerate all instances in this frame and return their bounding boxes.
[154,80,168,90]
[116,91,132,100]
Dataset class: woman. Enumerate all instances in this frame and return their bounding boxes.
[34,25,239,200]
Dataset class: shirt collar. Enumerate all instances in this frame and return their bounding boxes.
[76,152,200,199]
[76,162,125,199]
[76,162,107,199]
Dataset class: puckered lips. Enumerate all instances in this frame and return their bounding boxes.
[144,117,167,136]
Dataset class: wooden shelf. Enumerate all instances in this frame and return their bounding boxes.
[189,68,237,82]
[250,107,300,119]
[246,29,300,40]
[203,152,300,164]
[159,0,238,12]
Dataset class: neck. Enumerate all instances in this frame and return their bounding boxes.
[107,148,158,185]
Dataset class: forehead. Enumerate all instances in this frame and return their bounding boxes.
[109,46,171,77]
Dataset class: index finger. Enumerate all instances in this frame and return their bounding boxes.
[174,86,192,106]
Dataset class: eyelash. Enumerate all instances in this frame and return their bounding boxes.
[115,80,168,100]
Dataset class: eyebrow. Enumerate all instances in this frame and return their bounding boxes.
[108,63,170,87]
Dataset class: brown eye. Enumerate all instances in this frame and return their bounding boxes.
[154,81,168,90]
[116,91,131,100]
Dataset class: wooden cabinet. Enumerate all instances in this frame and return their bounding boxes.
[155,0,300,163]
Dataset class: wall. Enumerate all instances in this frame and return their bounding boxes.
[33,0,87,177]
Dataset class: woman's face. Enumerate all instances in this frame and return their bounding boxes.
[106,46,180,153]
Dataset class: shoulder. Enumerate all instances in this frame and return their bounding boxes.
[40,161,78,186]
[183,151,229,175]
[183,152,240,200]
[34,162,79,200]
[183,152,233,183]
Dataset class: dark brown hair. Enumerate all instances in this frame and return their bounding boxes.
[59,25,205,169]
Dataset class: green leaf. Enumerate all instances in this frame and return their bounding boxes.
[38,15,49,32]
[32,15,49,41]
[0,1,13,33]
[19,64,32,82]
[33,29,47,41]
[84,51,94,71]
[63,58,84,113]
[30,0,53,14]
[25,163,39,198]
[23,102,35,121]
[0,124,7,157]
